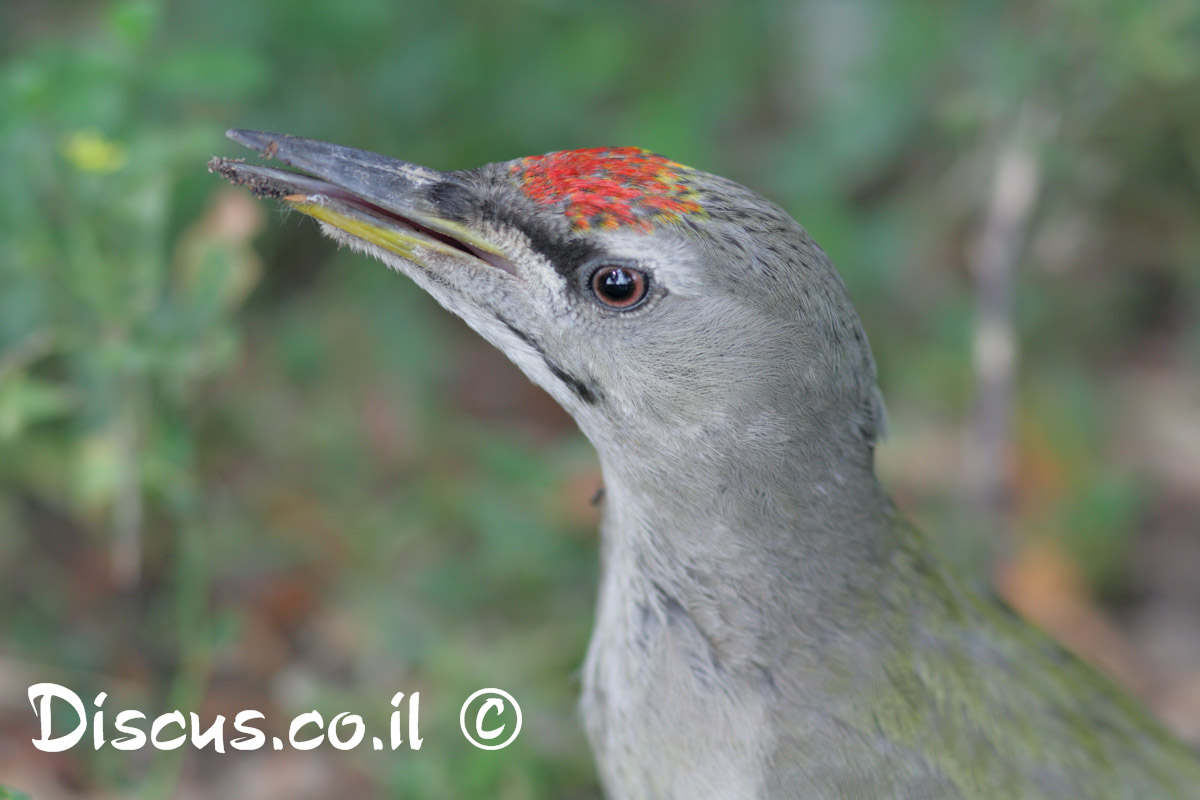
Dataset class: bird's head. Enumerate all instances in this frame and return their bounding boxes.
[211,132,884,471]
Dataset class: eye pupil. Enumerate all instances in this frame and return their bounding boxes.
[602,269,634,299]
[591,265,648,309]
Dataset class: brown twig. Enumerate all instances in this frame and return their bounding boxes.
[967,108,1042,547]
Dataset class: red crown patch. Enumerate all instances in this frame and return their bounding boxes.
[512,147,704,232]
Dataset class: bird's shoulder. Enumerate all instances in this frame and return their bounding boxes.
[768,518,1200,799]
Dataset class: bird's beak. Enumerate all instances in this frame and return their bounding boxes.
[208,129,515,275]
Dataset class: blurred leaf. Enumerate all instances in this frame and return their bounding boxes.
[59,129,129,172]
[106,0,162,49]
[0,373,73,439]
[154,45,271,99]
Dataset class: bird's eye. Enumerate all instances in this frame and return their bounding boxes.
[590,265,650,310]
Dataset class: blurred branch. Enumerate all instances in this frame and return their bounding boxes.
[111,393,144,588]
[966,107,1043,546]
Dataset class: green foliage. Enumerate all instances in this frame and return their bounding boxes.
[1,0,1198,795]
[0,0,262,548]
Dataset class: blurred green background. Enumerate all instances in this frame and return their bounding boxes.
[2,0,1199,797]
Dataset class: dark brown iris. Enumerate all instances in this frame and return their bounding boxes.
[591,265,649,309]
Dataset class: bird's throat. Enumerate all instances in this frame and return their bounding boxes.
[593,437,897,654]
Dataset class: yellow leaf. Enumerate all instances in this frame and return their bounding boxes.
[60,130,128,173]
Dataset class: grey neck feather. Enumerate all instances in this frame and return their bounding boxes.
[589,410,896,668]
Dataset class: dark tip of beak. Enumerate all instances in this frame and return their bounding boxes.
[226,129,282,158]
[223,129,449,192]
[219,129,464,227]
